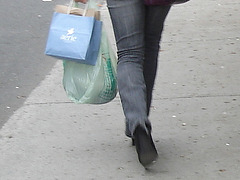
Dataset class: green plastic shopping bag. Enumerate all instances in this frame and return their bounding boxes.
[62,28,117,104]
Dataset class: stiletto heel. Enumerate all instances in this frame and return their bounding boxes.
[132,138,135,146]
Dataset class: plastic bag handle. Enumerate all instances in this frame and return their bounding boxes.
[82,3,88,16]
[67,0,74,14]
[67,0,89,16]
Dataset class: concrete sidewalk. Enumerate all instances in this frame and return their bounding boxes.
[1,0,240,179]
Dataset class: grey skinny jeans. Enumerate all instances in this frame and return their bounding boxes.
[107,0,171,137]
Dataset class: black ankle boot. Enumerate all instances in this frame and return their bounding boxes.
[131,123,152,146]
[133,125,158,167]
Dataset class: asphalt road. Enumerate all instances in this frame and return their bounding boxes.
[0,0,66,127]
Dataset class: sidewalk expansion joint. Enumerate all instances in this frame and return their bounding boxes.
[157,94,240,100]
[25,101,74,106]
[163,37,239,44]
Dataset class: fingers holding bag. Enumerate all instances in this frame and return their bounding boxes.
[74,0,88,3]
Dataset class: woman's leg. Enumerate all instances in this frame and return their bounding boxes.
[107,0,149,137]
[144,5,171,115]
[107,0,171,167]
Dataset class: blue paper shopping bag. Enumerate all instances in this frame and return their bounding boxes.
[45,12,102,65]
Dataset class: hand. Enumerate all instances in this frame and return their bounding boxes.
[74,0,88,3]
